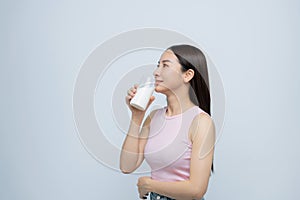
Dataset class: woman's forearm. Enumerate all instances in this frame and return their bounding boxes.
[119,116,143,173]
[150,179,206,200]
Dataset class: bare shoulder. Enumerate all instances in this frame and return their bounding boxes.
[195,112,214,124]
[191,112,214,128]
[189,112,215,142]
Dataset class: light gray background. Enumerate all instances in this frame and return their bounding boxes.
[1,0,299,199]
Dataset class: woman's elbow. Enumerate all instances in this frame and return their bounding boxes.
[191,186,207,200]
[119,164,134,174]
[120,169,132,174]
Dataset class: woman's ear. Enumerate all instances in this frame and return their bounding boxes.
[183,69,194,83]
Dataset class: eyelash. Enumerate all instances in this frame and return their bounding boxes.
[157,64,168,68]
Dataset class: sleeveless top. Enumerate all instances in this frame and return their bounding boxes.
[144,106,205,182]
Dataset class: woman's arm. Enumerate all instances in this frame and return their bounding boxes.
[137,113,216,199]
[119,112,152,174]
[120,84,156,173]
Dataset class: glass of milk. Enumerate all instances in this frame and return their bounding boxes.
[130,76,155,111]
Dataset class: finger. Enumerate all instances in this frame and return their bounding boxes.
[145,96,155,110]
[127,89,135,96]
[149,95,155,103]
[125,96,131,105]
[125,88,136,103]
[137,187,146,199]
[142,192,148,199]
[132,87,137,93]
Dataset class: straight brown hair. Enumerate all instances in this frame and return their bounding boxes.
[168,44,214,172]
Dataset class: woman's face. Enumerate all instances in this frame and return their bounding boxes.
[153,49,185,94]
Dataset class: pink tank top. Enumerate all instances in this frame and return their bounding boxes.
[144,106,205,182]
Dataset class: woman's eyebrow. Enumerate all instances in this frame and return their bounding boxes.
[157,60,173,64]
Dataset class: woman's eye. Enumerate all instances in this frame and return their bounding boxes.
[156,64,168,68]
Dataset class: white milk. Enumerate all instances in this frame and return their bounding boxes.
[130,83,155,111]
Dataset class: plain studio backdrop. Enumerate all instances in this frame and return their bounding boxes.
[1,0,299,199]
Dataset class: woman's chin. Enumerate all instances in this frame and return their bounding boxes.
[154,87,161,93]
[155,86,168,94]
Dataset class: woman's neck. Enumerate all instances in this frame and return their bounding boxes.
[165,91,195,116]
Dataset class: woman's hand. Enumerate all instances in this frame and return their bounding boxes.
[125,84,155,124]
[137,176,153,199]
[125,84,140,112]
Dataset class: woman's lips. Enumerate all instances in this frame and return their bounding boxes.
[155,80,163,85]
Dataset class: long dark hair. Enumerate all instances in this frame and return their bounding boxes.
[168,44,214,173]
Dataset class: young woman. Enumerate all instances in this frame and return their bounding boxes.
[120,44,216,200]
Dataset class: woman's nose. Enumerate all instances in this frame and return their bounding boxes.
[153,66,160,77]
